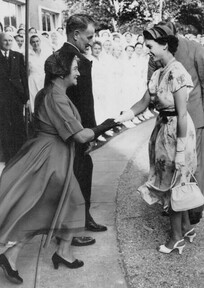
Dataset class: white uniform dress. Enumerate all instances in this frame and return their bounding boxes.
[28,49,48,112]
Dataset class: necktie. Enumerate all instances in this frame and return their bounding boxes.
[4,51,10,71]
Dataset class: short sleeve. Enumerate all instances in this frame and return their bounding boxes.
[148,70,160,94]
[45,90,83,141]
[168,64,193,94]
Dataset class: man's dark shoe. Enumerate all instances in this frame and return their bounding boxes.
[85,219,107,232]
[71,236,95,246]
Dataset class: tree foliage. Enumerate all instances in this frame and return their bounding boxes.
[176,0,204,33]
[64,0,116,30]
[63,0,204,33]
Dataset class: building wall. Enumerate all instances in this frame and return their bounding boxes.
[30,0,67,31]
[0,0,26,29]
[0,0,67,31]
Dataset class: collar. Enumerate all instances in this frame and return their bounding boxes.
[1,50,10,57]
[66,41,80,52]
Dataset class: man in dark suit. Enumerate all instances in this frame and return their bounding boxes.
[46,14,107,247]
[0,32,29,163]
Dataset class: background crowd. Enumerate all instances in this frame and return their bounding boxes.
[0,10,204,285]
[1,22,154,144]
[1,21,204,140]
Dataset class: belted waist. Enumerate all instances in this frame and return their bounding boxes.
[159,110,178,123]
[34,118,58,135]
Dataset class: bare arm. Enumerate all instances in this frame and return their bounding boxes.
[174,86,187,138]
[131,89,151,115]
[114,89,151,122]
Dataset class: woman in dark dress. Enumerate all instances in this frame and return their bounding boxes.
[0,51,117,284]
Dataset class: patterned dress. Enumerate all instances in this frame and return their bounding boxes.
[138,58,197,209]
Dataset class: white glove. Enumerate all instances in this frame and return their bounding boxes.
[175,150,185,169]
[114,109,135,123]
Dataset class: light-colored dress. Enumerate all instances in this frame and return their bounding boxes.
[138,59,197,209]
[134,53,149,101]
[28,49,48,112]
[0,82,85,247]
[122,56,139,110]
[92,56,110,124]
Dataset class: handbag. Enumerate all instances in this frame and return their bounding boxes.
[170,170,204,212]
[145,169,204,212]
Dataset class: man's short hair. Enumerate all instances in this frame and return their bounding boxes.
[66,14,95,36]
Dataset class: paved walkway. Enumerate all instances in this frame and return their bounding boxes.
[0,119,155,288]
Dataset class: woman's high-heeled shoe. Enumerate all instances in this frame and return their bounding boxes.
[184,228,196,243]
[0,254,23,284]
[158,239,185,255]
[51,253,84,270]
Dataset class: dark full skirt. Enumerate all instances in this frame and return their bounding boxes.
[0,132,85,246]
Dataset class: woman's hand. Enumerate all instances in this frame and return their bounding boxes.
[115,90,150,123]
[114,109,134,123]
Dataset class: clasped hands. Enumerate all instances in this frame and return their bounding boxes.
[92,118,122,140]
[95,110,135,138]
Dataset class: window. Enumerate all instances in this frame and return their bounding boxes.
[41,10,57,31]
[2,1,17,28]
[1,1,25,29]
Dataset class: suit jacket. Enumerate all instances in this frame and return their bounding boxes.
[0,50,29,105]
[148,36,204,129]
[58,42,96,128]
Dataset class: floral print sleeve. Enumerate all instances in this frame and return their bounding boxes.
[168,63,193,95]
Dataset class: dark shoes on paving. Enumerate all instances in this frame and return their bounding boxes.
[71,236,96,246]
[52,253,84,270]
[55,236,96,246]
[0,254,23,284]
[85,219,107,232]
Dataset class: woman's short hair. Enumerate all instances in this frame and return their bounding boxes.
[4,25,14,32]
[143,26,178,55]
[44,51,78,86]
[14,34,24,40]
[125,45,135,51]
[42,32,49,37]
[57,27,64,31]
[66,14,95,36]
[124,32,132,38]
[17,28,25,34]
[92,41,102,48]
[30,34,40,44]
[35,52,79,113]
[135,42,143,48]
[29,27,37,33]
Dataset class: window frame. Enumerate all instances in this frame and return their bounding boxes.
[38,6,61,31]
